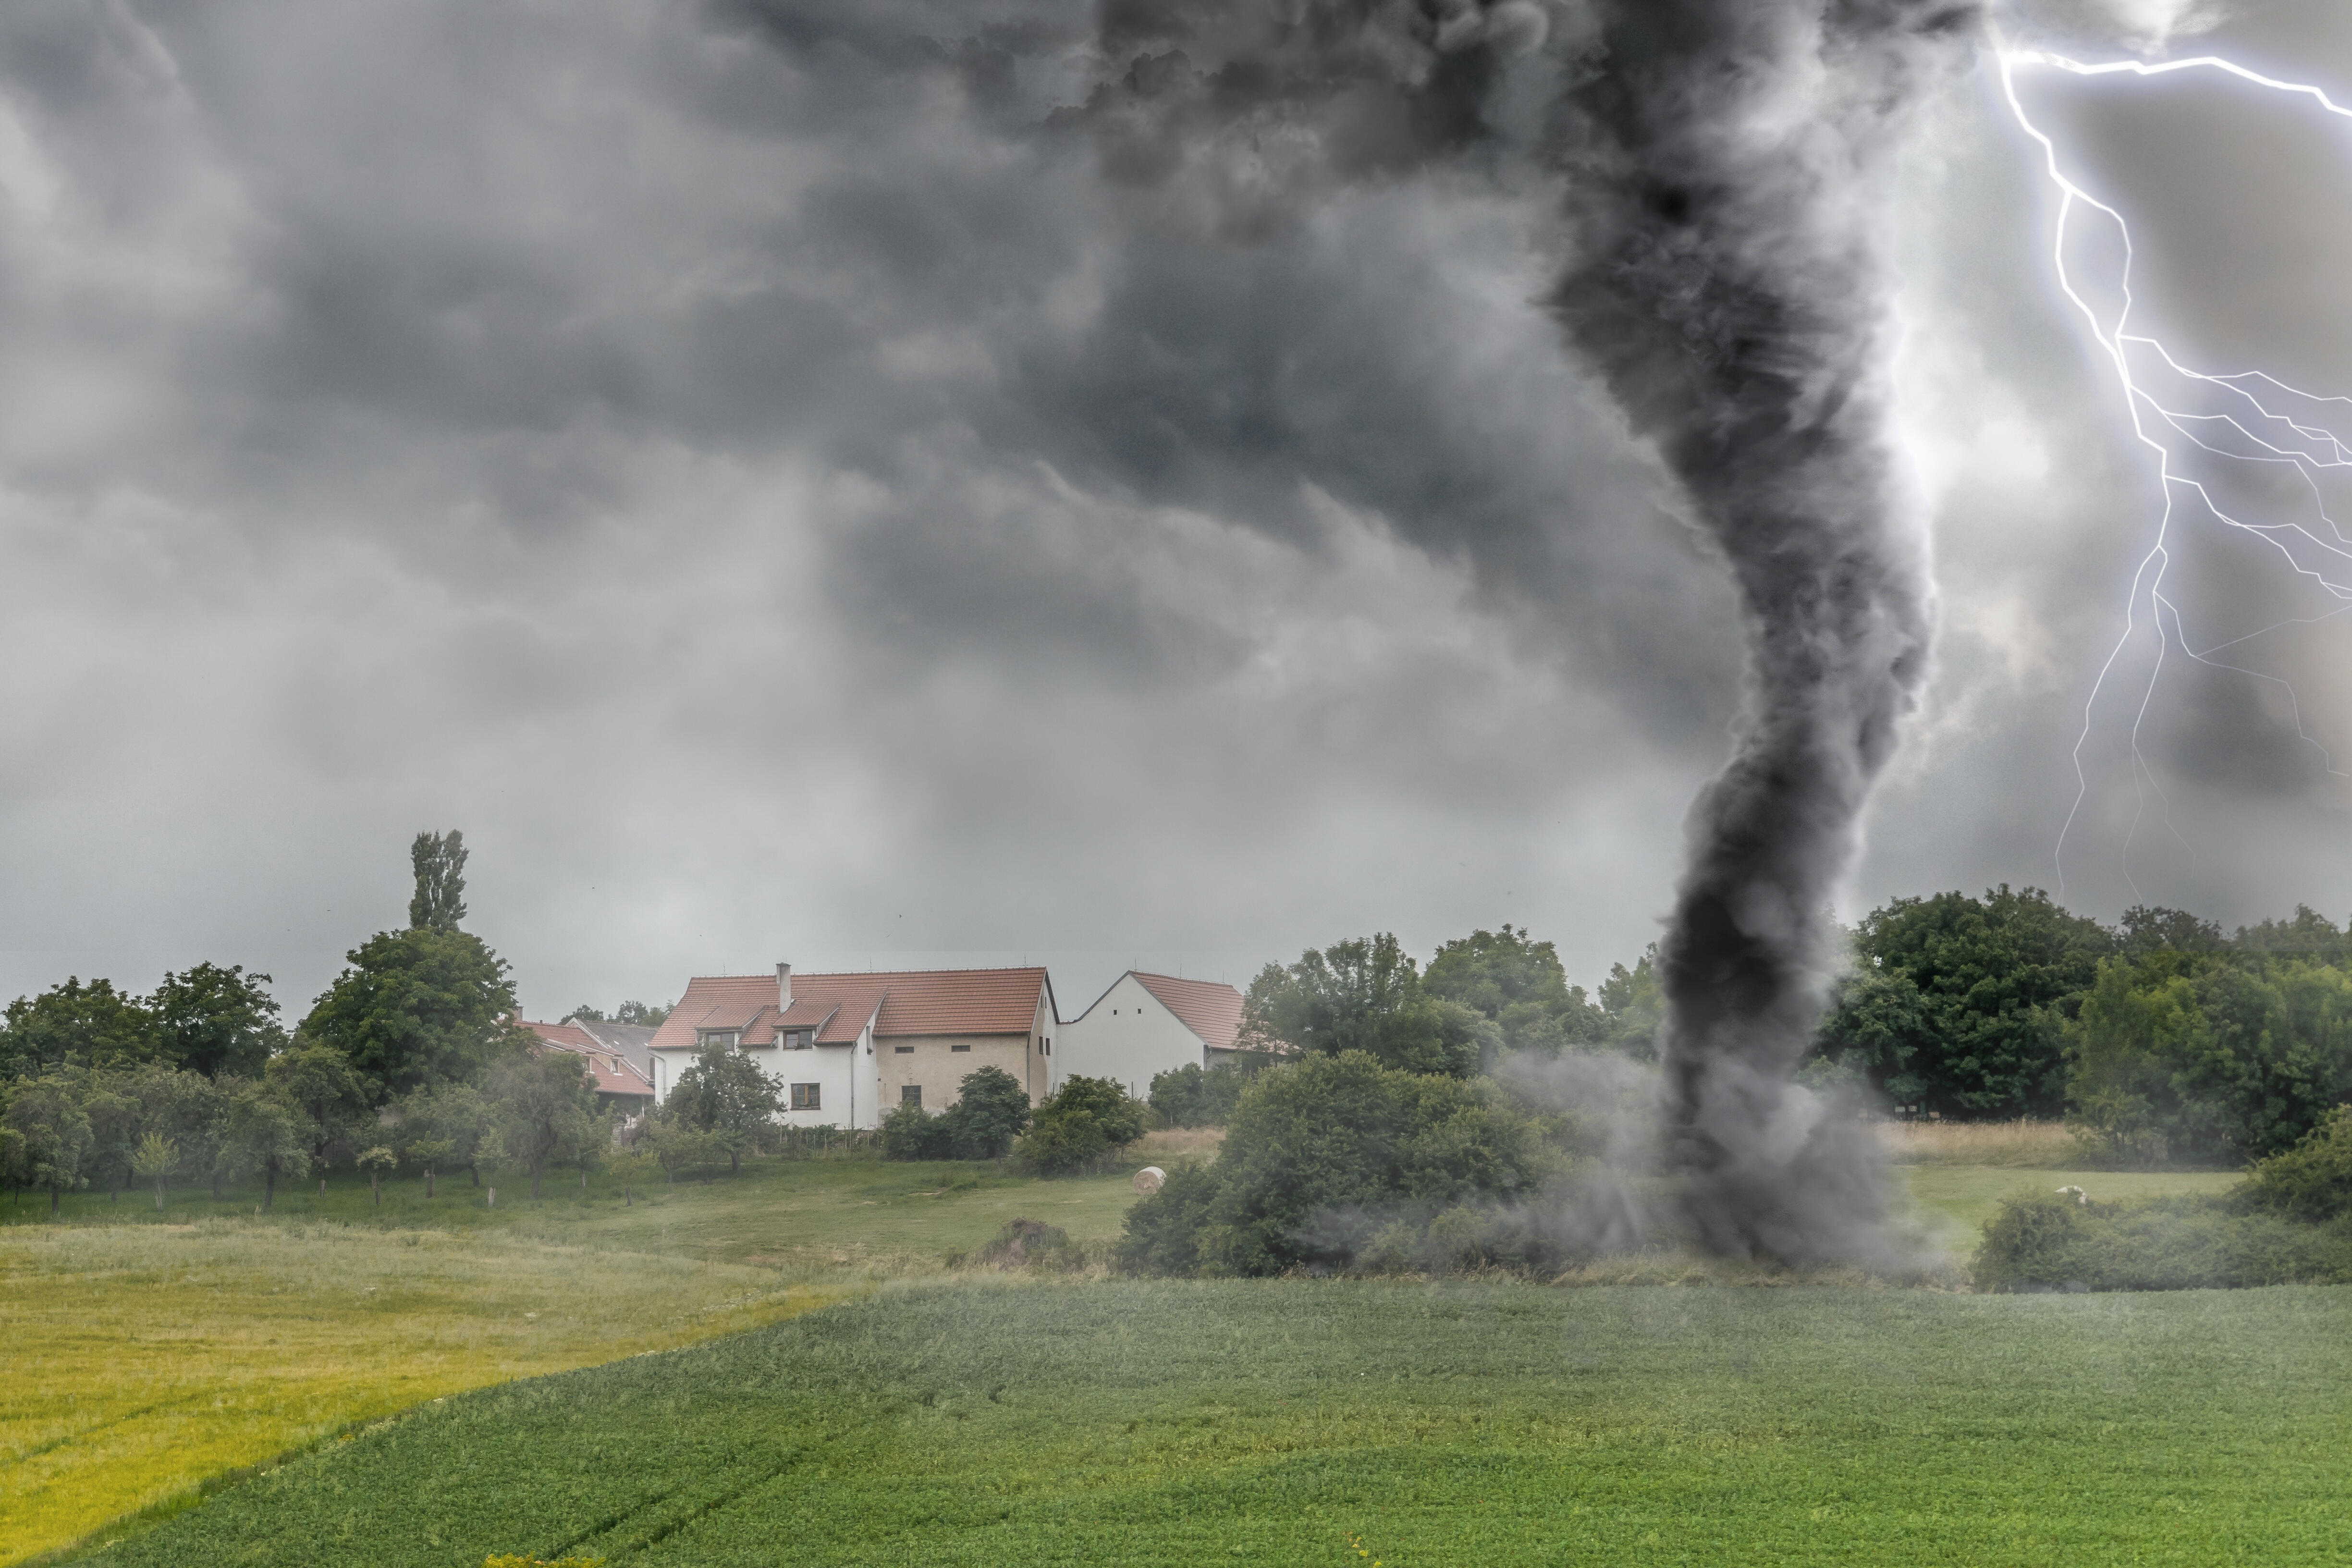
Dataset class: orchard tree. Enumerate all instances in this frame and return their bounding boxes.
[269,1040,370,1167]
[6,1072,95,1215]
[132,1133,178,1210]
[153,963,284,1078]
[485,1050,598,1200]
[666,1047,782,1174]
[220,1082,309,1211]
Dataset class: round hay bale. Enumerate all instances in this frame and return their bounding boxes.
[1133,1165,1166,1196]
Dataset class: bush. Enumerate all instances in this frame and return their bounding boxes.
[1117,1051,1563,1276]
[2241,1105,2352,1222]
[881,1067,1036,1161]
[1971,1188,2352,1292]
[1016,1076,1146,1176]
[955,1216,1081,1271]
[1147,1058,1272,1128]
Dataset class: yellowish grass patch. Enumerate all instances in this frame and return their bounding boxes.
[1876,1118,2087,1167]
[1132,1126,1226,1161]
[0,1221,850,1567]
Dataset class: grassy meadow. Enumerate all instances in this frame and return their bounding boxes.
[61,1279,2352,1568]
[3,1125,2284,1566]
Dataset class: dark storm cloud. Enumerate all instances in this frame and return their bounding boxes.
[0,0,2348,1026]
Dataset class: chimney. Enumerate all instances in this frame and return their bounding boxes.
[777,962,793,1006]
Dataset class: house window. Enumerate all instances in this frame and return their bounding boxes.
[790,1083,821,1111]
[894,1044,914,1054]
[951,1043,970,1053]
[901,1085,922,1107]
[697,1029,739,1050]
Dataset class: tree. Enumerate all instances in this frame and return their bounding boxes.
[1813,887,2115,1118]
[614,1000,671,1027]
[401,1082,498,1188]
[408,829,469,931]
[2119,906,2225,956]
[357,1145,397,1208]
[665,1047,781,1174]
[880,1099,954,1161]
[81,1071,142,1203]
[268,1040,370,1168]
[220,1082,310,1212]
[1016,1076,1146,1176]
[303,928,521,1101]
[484,1050,598,1200]
[610,1146,655,1206]
[1,979,159,1078]
[5,1073,94,1216]
[132,1132,178,1210]
[2232,905,2351,964]
[1596,945,1663,1059]
[1148,1057,1273,1128]
[1424,925,1607,1056]
[153,963,284,1078]
[943,1066,1032,1159]
[1244,934,1485,1077]
[645,1117,716,1185]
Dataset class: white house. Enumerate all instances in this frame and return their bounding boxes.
[646,963,1058,1131]
[1055,971,1248,1098]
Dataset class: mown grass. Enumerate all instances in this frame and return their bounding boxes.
[0,1223,851,1566]
[63,1279,2352,1567]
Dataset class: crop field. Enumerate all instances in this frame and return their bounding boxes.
[59,1278,2352,1568]
[0,1223,848,1566]
[5,1150,2263,1565]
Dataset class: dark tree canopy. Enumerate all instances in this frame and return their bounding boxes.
[1422,925,1605,1056]
[1813,887,2115,1118]
[408,829,469,932]
[2119,906,2225,955]
[302,927,520,1101]
[2232,905,2351,965]
[153,963,284,1078]
[665,1046,783,1173]
[1,978,160,1078]
[1244,933,1486,1077]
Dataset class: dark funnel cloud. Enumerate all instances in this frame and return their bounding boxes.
[1083,0,1975,1263]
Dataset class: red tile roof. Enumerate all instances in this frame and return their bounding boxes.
[797,968,1048,1039]
[1131,974,1246,1053]
[648,976,781,1051]
[523,1021,656,1100]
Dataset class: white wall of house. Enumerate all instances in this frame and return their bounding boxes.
[748,1040,864,1129]
[1055,973,1205,1099]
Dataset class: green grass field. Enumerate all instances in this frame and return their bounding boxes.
[4,1150,2275,1566]
[60,1279,2352,1567]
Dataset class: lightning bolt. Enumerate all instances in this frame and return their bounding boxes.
[1995,46,2352,901]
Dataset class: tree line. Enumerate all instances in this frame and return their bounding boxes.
[0,832,675,1214]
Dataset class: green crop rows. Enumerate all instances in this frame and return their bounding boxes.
[67,1279,2352,1567]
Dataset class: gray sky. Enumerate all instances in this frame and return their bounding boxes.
[3,0,2350,1024]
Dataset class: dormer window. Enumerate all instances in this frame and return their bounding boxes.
[696,1029,739,1050]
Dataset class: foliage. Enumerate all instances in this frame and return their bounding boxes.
[1422,924,1606,1056]
[2240,1105,2352,1223]
[267,1039,371,1165]
[399,1082,496,1188]
[613,1000,671,1027]
[0,978,160,1078]
[2231,903,2352,964]
[878,1099,953,1161]
[1594,944,1664,1059]
[1242,933,1488,1076]
[408,828,469,932]
[955,1216,1078,1271]
[1810,886,2116,1117]
[218,1081,310,1211]
[1118,1051,1557,1276]
[302,927,521,1101]
[1015,1075,1146,1176]
[130,1132,178,1209]
[152,963,284,1079]
[1971,1188,2352,1292]
[484,1051,600,1200]
[941,1065,1031,1159]
[4,1072,96,1213]
[664,1048,783,1174]
[1146,1056,1273,1128]
[2065,955,2352,1164]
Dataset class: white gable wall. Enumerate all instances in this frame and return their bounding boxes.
[1055,972,1205,1100]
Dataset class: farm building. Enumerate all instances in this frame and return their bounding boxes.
[1054,972,1249,1099]
[645,964,1059,1131]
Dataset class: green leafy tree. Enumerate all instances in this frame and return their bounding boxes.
[303,929,521,1101]
[132,1132,178,1210]
[268,1040,371,1168]
[400,1081,498,1188]
[1118,1052,1552,1277]
[1,979,160,1078]
[1148,1057,1273,1128]
[943,1066,1032,1159]
[408,829,469,931]
[665,1047,782,1175]
[614,1000,671,1027]
[1244,933,1486,1077]
[1424,925,1606,1056]
[484,1050,598,1200]
[220,1082,311,1211]
[152,963,284,1078]
[2232,905,2351,964]
[2242,1105,2352,1223]
[879,1099,954,1161]
[81,1070,142,1203]
[645,1116,716,1185]
[1813,887,2114,1118]
[5,1072,95,1216]
[2119,906,2225,955]
[1596,945,1664,1059]
[357,1145,397,1207]
[610,1146,655,1206]
[1016,1075,1147,1176]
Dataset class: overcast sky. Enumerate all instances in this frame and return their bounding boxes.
[3,0,2351,1024]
